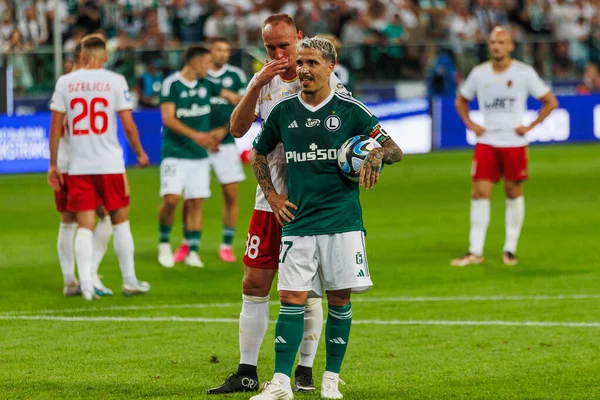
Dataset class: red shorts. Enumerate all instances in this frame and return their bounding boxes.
[54,173,70,213]
[67,173,129,212]
[243,209,282,270]
[472,144,528,183]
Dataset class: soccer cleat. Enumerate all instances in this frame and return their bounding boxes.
[321,373,345,399]
[173,242,189,263]
[450,252,484,267]
[94,285,113,296]
[63,280,81,297]
[503,251,518,265]
[207,372,259,394]
[122,281,151,296]
[249,380,293,400]
[293,365,315,392]
[218,246,237,263]
[185,251,204,268]
[158,243,175,268]
[82,290,100,301]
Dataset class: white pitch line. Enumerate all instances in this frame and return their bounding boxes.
[1,315,600,328]
[0,302,241,316]
[2,294,599,316]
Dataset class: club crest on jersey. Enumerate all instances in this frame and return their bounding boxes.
[222,77,233,88]
[306,118,320,128]
[325,115,341,131]
[198,87,208,98]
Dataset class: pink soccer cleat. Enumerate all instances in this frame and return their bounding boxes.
[173,242,189,263]
[218,246,237,263]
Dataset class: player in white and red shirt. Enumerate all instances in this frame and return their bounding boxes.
[54,42,114,298]
[207,14,349,395]
[48,34,150,301]
[451,27,558,267]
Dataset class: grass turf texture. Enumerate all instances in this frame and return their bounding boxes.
[0,143,599,399]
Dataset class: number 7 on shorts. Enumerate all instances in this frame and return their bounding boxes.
[279,241,293,263]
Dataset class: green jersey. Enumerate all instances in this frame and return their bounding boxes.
[160,72,222,160]
[253,90,380,237]
[208,65,247,144]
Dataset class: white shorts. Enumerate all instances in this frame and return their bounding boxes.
[159,158,211,200]
[278,231,373,297]
[209,143,245,185]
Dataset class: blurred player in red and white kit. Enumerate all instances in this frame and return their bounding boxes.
[48,34,151,300]
[451,27,558,267]
[55,41,114,297]
[208,14,349,395]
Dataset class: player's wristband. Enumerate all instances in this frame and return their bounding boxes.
[369,125,390,144]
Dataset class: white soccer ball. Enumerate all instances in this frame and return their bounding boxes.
[337,135,382,182]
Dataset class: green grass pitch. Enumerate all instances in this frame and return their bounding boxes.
[1,143,599,399]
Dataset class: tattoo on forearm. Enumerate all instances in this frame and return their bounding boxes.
[251,152,275,200]
[380,140,403,165]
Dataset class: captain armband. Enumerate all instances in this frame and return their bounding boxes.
[369,125,391,145]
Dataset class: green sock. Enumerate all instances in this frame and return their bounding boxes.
[325,303,352,374]
[159,224,172,243]
[274,303,305,377]
[222,226,236,246]
[185,230,201,252]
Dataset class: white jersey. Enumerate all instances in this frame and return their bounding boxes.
[248,73,349,212]
[57,120,70,173]
[460,61,550,148]
[50,68,133,175]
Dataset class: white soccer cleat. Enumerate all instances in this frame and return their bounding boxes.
[158,243,175,268]
[63,280,81,297]
[122,281,151,296]
[82,290,100,301]
[249,380,293,400]
[185,251,204,268]
[321,372,345,399]
[450,252,484,267]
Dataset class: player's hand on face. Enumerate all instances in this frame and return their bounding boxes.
[267,192,298,226]
[47,166,63,191]
[357,149,384,190]
[515,125,530,136]
[136,152,149,168]
[469,123,486,137]
[254,59,290,87]
[193,133,219,152]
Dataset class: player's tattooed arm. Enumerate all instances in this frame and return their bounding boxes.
[359,129,403,190]
[250,149,275,200]
[250,149,297,225]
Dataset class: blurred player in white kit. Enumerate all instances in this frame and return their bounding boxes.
[451,27,558,267]
[48,34,151,300]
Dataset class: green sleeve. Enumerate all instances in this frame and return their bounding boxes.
[253,105,281,154]
[160,78,176,104]
[353,102,381,137]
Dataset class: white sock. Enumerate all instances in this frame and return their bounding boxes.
[469,199,490,256]
[91,216,113,286]
[273,372,291,388]
[239,294,270,366]
[113,221,137,287]
[74,228,94,293]
[298,297,323,368]
[504,196,525,254]
[57,222,77,284]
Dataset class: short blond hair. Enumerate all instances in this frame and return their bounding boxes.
[296,36,337,64]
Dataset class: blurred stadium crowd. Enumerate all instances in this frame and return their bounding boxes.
[2,0,600,96]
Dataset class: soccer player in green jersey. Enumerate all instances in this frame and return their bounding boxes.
[157,45,241,268]
[172,37,247,264]
[249,37,403,400]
